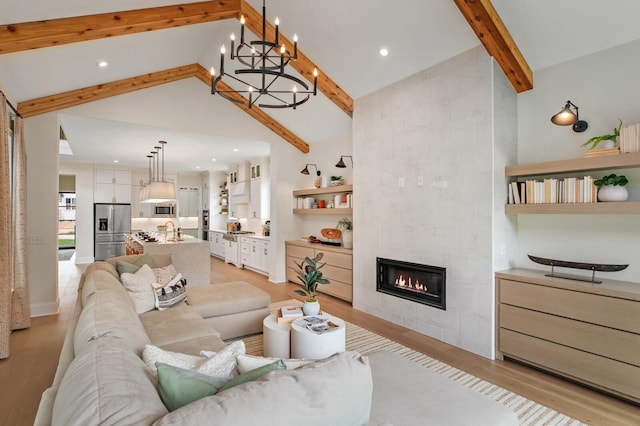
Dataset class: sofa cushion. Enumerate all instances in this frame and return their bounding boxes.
[235,353,313,374]
[156,363,220,412]
[52,337,167,426]
[107,253,172,269]
[192,340,245,387]
[140,304,220,349]
[367,351,519,426]
[116,253,154,275]
[74,272,150,356]
[152,351,372,426]
[121,263,157,314]
[186,281,270,317]
[153,264,179,286]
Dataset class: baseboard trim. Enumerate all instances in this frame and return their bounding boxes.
[30,300,60,317]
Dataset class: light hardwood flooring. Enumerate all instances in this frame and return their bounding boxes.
[1,256,638,425]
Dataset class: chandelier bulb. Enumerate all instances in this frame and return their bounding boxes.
[275,17,279,26]
[280,44,286,54]
[293,34,298,42]
[220,45,226,54]
[313,68,318,77]
[230,33,235,41]
[240,15,245,25]
[293,85,297,93]
[210,67,215,76]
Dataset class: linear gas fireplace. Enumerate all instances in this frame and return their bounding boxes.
[377,258,446,310]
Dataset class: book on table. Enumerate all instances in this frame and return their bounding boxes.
[277,306,303,323]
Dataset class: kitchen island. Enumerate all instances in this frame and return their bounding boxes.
[126,233,210,286]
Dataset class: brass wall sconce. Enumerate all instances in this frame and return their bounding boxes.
[551,100,588,132]
[300,164,320,176]
[335,155,353,168]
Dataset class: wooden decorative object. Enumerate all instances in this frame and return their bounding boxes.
[528,254,629,284]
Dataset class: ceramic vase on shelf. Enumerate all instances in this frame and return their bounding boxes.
[598,185,629,202]
[303,300,320,316]
[341,229,353,249]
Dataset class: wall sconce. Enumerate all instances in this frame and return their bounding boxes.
[550,100,588,133]
[300,164,321,176]
[335,155,353,168]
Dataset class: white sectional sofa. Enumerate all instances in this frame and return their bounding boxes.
[34,254,519,426]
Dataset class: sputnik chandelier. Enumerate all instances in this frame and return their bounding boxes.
[210,0,317,109]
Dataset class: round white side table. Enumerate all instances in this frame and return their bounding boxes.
[262,314,292,358]
[290,314,346,359]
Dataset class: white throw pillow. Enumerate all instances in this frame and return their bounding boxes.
[152,273,187,310]
[142,344,207,376]
[152,264,178,286]
[194,340,245,388]
[120,264,157,314]
[236,354,313,374]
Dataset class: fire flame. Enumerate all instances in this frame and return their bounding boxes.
[394,274,427,292]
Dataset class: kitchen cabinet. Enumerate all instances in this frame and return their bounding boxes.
[178,186,200,217]
[224,239,239,267]
[249,159,270,219]
[285,240,353,302]
[240,236,270,275]
[292,184,353,215]
[130,172,152,218]
[209,231,225,258]
[505,152,640,214]
[496,268,640,403]
[95,168,131,203]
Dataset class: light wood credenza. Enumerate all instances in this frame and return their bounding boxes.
[495,268,640,403]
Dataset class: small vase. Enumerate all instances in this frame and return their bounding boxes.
[598,185,629,202]
[341,229,353,249]
[303,300,320,316]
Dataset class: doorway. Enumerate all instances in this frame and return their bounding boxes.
[58,175,76,261]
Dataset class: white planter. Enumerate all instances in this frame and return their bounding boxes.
[303,300,320,315]
[598,185,629,202]
[341,229,353,249]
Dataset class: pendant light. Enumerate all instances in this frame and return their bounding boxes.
[141,141,176,203]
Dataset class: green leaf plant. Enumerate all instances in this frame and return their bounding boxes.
[594,174,629,187]
[293,253,330,302]
[581,119,622,150]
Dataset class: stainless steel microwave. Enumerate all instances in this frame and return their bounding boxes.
[153,205,175,217]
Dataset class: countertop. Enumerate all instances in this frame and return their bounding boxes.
[127,233,206,245]
[208,229,270,240]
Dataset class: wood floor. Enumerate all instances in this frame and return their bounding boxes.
[1,256,638,425]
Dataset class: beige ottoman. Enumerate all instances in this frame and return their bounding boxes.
[187,281,271,340]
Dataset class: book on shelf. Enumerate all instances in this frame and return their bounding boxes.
[277,306,303,323]
[508,176,597,205]
[619,123,640,154]
[584,147,620,157]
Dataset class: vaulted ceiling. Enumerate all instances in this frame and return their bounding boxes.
[2,0,640,171]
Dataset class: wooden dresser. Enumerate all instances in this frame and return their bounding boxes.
[285,240,353,302]
[495,268,640,403]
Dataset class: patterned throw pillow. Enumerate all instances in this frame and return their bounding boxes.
[120,264,157,314]
[194,340,245,388]
[152,273,187,310]
[152,264,178,286]
[142,344,207,376]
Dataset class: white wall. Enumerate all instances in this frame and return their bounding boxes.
[352,47,517,358]
[515,38,640,282]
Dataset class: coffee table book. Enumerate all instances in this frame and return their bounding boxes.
[277,306,303,323]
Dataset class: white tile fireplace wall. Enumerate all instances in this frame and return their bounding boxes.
[352,47,517,359]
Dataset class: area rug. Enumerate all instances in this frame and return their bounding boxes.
[247,300,583,426]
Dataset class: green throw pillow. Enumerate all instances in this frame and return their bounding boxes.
[116,254,154,275]
[218,359,285,393]
[156,362,219,411]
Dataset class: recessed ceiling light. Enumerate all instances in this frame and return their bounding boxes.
[113,160,119,163]
[233,148,239,152]
[97,61,108,68]
[195,166,200,169]
[211,158,217,162]
[379,48,389,57]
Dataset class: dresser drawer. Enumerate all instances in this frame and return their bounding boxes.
[286,244,314,259]
[322,264,352,285]
[500,304,640,367]
[320,250,352,270]
[500,329,640,403]
[319,280,352,302]
[500,279,640,334]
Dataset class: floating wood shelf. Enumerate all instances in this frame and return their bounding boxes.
[293,184,353,197]
[293,208,353,215]
[505,201,640,215]
[505,152,640,177]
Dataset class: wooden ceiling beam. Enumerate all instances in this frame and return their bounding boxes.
[0,0,240,54]
[452,0,533,93]
[194,65,309,153]
[17,64,310,153]
[239,0,353,117]
[17,64,199,117]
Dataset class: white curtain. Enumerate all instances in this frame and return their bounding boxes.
[0,93,30,359]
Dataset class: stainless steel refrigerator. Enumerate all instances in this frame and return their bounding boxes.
[94,203,131,261]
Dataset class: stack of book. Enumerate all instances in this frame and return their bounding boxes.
[294,316,340,334]
[508,176,598,205]
[620,123,640,153]
[277,306,303,323]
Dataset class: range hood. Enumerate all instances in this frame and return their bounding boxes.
[231,181,250,197]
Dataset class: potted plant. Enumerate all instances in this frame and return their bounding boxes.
[294,253,330,315]
[582,119,622,150]
[337,217,353,249]
[594,174,629,202]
